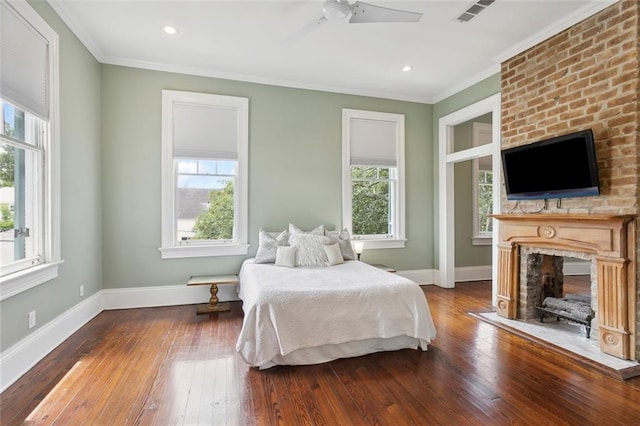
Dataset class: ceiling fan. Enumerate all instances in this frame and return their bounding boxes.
[320,0,423,24]
[283,0,422,45]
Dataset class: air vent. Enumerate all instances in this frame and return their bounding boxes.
[456,0,495,23]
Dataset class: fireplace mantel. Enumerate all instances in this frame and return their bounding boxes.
[491,213,637,360]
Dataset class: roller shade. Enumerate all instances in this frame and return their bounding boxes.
[349,118,397,167]
[173,102,238,159]
[0,1,49,119]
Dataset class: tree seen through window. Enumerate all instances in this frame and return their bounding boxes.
[193,180,234,240]
[351,166,393,236]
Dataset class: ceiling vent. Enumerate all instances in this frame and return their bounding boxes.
[456,0,495,23]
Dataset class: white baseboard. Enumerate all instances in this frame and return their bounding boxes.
[563,261,591,275]
[0,291,103,393]
[455,265,493,282]
[397,269,435,285]
[101,283,240,310]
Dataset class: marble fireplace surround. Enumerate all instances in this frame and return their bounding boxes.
[492,214,637,361]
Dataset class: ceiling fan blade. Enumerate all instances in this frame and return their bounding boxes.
[349,1,423,23]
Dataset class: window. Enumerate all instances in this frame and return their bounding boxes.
[160,90,248,259]
[342,109,405,249]
[0,0,61,300]
[472,122,493,245]
[473,162,493,237]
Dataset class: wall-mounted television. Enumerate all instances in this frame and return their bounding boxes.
[501,129,600,200]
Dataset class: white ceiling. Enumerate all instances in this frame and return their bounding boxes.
[48,0,616,103]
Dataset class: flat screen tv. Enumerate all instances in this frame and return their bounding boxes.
[501,129,600,200]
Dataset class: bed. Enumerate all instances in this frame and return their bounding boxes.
[235,258,437,369]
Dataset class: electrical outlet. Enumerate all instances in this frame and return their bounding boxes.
[28,311,36,329]
[79,285,84,297]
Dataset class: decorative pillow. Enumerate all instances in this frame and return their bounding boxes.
[292,233,332,267]
[325,228,356,260]
[254,229,289,263]
[275,246,296,268]
[288,223,325,246]
[323,243,344,266]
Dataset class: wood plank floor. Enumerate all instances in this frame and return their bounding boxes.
[2,277,640,425]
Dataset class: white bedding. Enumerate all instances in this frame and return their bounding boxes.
[235,259,437,368]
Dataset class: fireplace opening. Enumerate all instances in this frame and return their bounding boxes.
[520,251,595,339]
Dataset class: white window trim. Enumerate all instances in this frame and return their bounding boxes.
[159,90,249,259]
[0,0,62,300]
[0,261,63,301]
[342,109,406,249]
[471,122,492,246]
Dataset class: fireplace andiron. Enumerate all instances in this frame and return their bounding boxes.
[536,294,594,338]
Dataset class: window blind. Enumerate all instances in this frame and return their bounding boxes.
[0,1,49,119]
[349,118,397,167]
[172,102,239,159]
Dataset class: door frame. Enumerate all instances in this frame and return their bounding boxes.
[437,93,501,303]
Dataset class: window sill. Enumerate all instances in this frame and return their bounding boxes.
[0,260,64,301]
[159,243,249,259]
[472,236,492,246]
[356,238,406,250]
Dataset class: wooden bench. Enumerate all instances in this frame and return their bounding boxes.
[187,274,239,315]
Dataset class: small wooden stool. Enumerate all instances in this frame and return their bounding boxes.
[187,274,239,315]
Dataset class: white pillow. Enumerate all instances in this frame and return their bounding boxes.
[288,223,325,246]
[323,243,344,266]
[254,229,288,263]
[275,246,296,268]
[292,233,332,267]
[325,229,356,260]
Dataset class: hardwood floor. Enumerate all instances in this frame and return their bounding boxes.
[2,276,640,425]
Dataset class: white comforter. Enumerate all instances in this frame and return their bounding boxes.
[236,259,436,368]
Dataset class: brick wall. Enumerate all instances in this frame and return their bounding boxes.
[500,0,640,359]
[501,0,639,215]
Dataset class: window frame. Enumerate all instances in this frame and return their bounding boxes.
[159,90,249,259]
[1,114,44,276]
[0,0,62,301]
[342,109,406,249]
[471,122,493,246]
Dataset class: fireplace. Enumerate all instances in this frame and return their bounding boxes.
[491,214,637,361]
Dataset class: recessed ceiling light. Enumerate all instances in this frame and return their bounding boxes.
[402,65,413,72]
[163,25,179,36]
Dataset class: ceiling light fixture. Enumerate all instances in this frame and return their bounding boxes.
[402,65,413,72]
[322,0,354,21]
[162,25,179,36]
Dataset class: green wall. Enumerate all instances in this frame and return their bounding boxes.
[0,0,102,351]
[100,65,434,289]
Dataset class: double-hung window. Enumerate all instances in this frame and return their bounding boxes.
[0,0,61,300]
[160,90,249,259]
[342,109,405,249]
